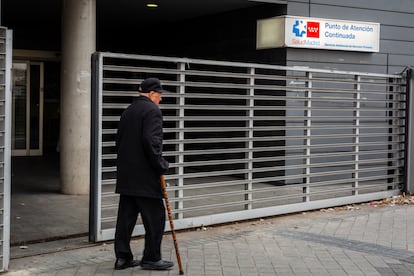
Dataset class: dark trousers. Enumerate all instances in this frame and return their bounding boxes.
[114,195,166,261]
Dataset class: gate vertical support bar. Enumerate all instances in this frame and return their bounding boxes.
[89,52,103,242]
[2,29,13,272]
[353,75,361,195]
[176,62,185,219]
[303,72,312,202]
[245,67,254,210]
[405,69,414,193]
[393,77,403,190]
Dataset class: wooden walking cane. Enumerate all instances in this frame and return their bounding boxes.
[160,175,184,275]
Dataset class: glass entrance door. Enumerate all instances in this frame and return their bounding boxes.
[11,61,44,156]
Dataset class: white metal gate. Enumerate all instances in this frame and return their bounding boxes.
[90,52,407,242]
[0,27,12,272]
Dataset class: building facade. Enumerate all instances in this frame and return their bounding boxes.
[2,0,413,195]
[0,0,413,271]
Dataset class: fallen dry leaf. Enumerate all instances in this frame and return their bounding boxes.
[319,194,414,212]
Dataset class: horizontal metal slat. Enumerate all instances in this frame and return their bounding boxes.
[93,52,406,243]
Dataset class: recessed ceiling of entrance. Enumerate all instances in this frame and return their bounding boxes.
[100,0,262,24]
[3,0,276,27]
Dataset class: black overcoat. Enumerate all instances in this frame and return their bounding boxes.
[115,96,169,198]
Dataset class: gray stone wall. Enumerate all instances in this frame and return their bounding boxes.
[286,0,414,73]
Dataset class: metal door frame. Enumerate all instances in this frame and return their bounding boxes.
[11,60,44,156]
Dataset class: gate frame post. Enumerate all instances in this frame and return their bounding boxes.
[1,28,13,272]
[405,68,414,194]
[89,52,102,242]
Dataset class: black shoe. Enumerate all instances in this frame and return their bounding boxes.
[141,259,174,270]
[114,258,141,270]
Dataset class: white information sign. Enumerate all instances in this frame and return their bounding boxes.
[257,16,380,52]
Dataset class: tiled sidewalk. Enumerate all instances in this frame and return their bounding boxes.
[8,203,414,275]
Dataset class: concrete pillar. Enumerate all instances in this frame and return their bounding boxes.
[60,0,96,195]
